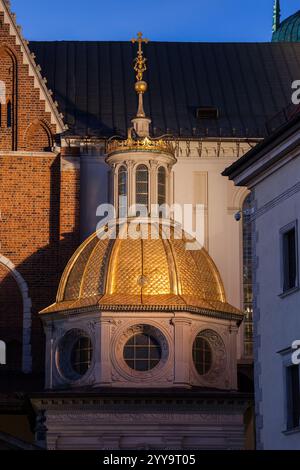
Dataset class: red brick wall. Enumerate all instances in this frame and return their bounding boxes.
[0,12,80,377]
[0,153,80,373]
[59,148,81,269]
[0,11,56,152]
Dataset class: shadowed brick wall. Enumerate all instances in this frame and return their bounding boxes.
[0,12,80,377]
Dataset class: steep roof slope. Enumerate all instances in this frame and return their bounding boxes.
[30,41,300,138]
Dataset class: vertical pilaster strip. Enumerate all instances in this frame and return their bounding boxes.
[172,317,192,386]
[193,171,208,249]
[251,189,263,450]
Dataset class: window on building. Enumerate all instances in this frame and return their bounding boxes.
[0,81,5,127]
[58,329,93,381]
[118,165,127,218]
[281,223,298,293]
[192,334,212,376]
[70,336,93,377]
[135,165,149,213]
[7,100,11,128]
[0,340,6,365]
[124,331,161,371]
[286,364,300,430]
[196,107,219,120]
[157,166,166,212]
[242,194,253,357]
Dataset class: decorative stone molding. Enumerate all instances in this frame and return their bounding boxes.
[111,321,172,384]
[32,395,250,411]
[54,327,95,387]
[107,137,175,158]
[39,406,246,450]
[175,139,259,159]
[190,325,227,387]
[227,186,250,214]
[46,411,243,426]
[0,254,32,373]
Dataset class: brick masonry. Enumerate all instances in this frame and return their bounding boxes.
[0,9,80,376]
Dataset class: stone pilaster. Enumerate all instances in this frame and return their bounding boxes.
[172,317,192,386]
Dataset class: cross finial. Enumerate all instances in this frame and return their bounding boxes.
[131,32,149,82]
[131,32,150,119]
[131,32,149,56]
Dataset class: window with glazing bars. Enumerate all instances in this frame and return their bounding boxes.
[71,337,92,376]
[243,194,253,357]
[124,333,161,371]
[136,165,149,211]
[118,165,127,218]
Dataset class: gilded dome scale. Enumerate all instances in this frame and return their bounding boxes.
[41,221,242,321]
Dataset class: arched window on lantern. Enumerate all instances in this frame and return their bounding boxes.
[242,193,253,358]
[0,340,6,366]
[118,165,128,218]
[7,99,12,128]
[135,165,149,214]
[157,166,166,216]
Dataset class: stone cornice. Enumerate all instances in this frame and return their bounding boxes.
[0,151,59,157]
[31,390,253,410]
[41,303,244,325]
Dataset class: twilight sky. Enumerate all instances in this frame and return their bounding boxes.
[9,0,300,42]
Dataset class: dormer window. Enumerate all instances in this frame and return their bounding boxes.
[196,107,219,120]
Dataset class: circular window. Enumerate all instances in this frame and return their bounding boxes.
[57,329,93,381]
[124,329,162,371]
[71,336,93,376]
[192,334,212,376]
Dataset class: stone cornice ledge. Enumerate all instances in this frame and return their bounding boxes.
[42,304,243,324]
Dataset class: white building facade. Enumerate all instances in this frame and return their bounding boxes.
[224,114,300,449]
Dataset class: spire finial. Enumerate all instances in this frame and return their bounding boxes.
[131,32,149,118]
[272,0,281,33]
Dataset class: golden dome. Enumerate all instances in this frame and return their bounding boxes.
[41,221,242,320]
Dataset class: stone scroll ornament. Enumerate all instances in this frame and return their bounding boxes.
[199,329,227,383]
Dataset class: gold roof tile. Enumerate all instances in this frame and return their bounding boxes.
[40,221,242,319]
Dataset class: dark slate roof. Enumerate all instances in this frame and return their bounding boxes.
[272,10,300,43]
[223,109,300,182]
[29,41,300,139]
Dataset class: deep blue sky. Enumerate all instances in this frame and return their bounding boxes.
[9,0,300,42]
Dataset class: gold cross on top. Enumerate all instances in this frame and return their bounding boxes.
[131,32,149,56]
